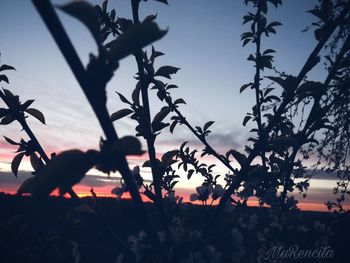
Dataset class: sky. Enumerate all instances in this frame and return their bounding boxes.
[0,0,347,211]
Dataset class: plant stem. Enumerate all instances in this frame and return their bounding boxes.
[166,97,237,175]
[280,35,350,207]
[32,1,168,261]
[253,4,267,168]
[131,0,165,218]
[212,9,344,220]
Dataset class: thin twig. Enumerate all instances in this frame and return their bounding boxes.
[167,98,237,175]
[131,0,166,219]
[253,4,267,168]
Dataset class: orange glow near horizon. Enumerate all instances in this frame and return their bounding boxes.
[0,156,347,212]
[1,183,347,212]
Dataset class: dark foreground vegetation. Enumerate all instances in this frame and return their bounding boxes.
[0,193,349,263]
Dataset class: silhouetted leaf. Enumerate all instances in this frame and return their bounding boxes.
[269,21,282,27]
[0,64,15,72]
[144,14,157,23]
[169,121,177,133]
[25,108,45,124]
[161,150,177,165]
[259,55,273,70]
[111,108,133,122]
[0,75,9,83]
[20,100,35,111]
[3,88,14,98]
[108,21,167,61]
[11,152,25,177]
[263,49,276,55]
[170,181,178,189]
[153,107,170,124]
[94,4,103,16]
[242,13,254,24]
[264,87,274,96]
[0,115,14,125]
[242,38,251,46]
[268,0,282,8]
[116,92,132,105]
[187,169,194,180]
[260,1,268,13]
[180,141,188,151]
[155,66,180,79]
[102,0,108,12]
[243,115,252,126]
[240,83,253,93]
[204,121,215,131]
[241,31,253,40]
[247,54,255,61]
[58,1,101,46]
[150,45,164,62]
[265,21,282,35]
[157,89,165,101]
[30,152,43,171]
[174,98,186,105]
[154,0,168,4]
[120,136,145,155]
[166,84,178,89]
[152,121,169,132]
[226,149,247,167]
[4,136,18,145]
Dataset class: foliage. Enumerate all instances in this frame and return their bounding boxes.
[1,0,350,262]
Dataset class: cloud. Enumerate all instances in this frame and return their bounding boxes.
[0,140,18,161]
[0,168,153,194]
[156,126,247,155]
[206,131,246,152]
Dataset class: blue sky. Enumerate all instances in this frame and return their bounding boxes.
[0,0,321,153]
[1,0,342,210]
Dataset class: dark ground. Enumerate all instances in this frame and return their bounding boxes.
[0,192,349,263]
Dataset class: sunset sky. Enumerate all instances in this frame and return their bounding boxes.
[0,0,346,211]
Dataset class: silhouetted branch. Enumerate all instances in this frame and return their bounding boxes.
[253,3,267,168]
[0,90,80,200]
[213,7,348,221]
[279,35,350,207]
[130,0,166,219]
[166,96,237,176]
[32,0,168,261]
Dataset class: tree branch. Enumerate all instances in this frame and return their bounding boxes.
[32,1,168,261]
